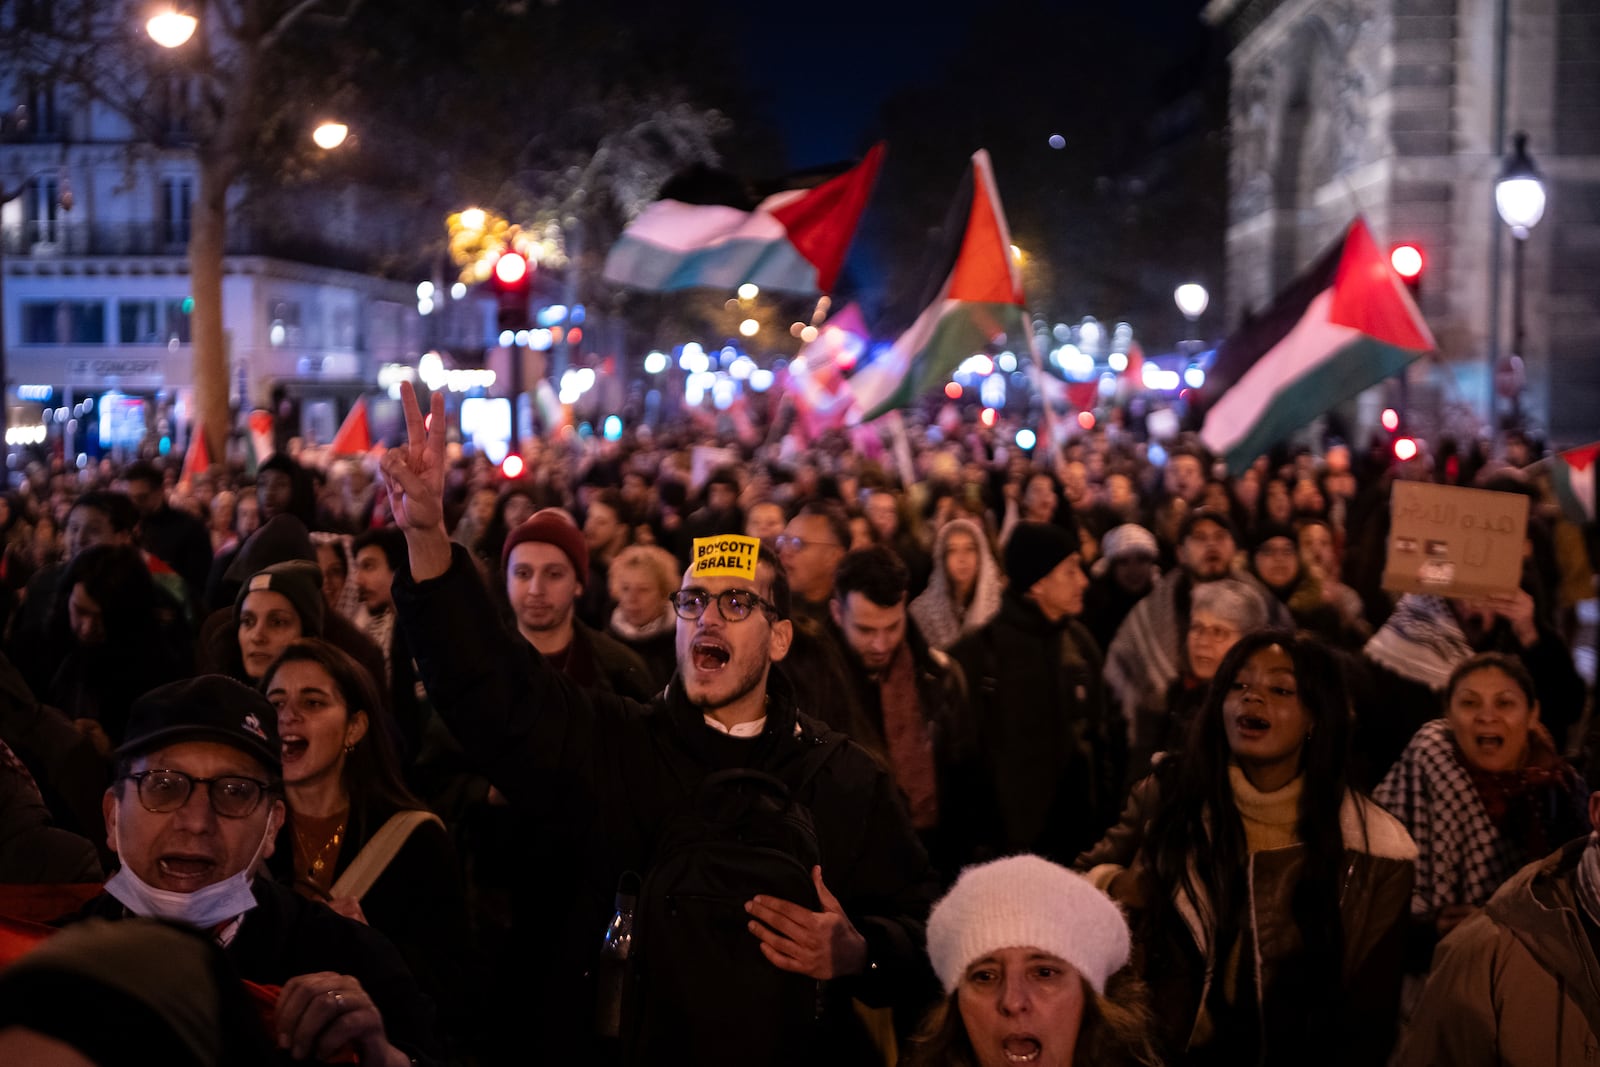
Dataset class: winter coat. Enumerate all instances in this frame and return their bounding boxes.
[948,593,1122,865]
[1397,838,1600,1066]
[394,544,940,1063]
[0,741,100,884]
[1077,771,1417,1064]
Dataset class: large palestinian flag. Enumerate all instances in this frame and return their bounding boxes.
[1199,217,1436,474]
[849,150,1029,423]
[602,144,883,295]
[1551,442,1598,524]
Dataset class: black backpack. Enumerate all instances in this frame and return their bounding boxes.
[625,758,833,1066]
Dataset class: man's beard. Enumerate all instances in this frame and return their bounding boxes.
[684,656,766,714]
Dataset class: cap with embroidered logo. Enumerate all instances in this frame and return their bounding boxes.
[117,675,282,777]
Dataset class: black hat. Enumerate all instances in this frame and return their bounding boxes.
[117,676,281,777]
[1005,521,1081,595]
[1251,521,1298,552]
[233,559,325,638]
[1179,507,1238,544]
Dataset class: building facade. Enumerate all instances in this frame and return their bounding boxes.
[0,76,434,461]
[1205,0,1600,444]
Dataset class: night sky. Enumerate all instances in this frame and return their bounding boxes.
[715,0,1216,168]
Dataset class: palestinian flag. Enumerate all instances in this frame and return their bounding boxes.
[244,409,274,476]
[602,143,883,295]
[178,422,210,489]
[787,303,870,439]
[329,396,370,455]
[849,150,1028,423]
[1551,442,1599,523]
[1199,217,1436,474]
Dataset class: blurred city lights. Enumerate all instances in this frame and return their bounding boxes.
[739,318,760,338]
[1098,373,1119,398]
[603,415,624,441]
[417,281,435,300]
[1010,244,1024,264]
[498,330,514,347]
[450,282,467,300]
[1184,366,1206,389]
[749,369,775,392]
[800,325,819,343]
[1015,428,1038,449]
[980,373,1007,409]
[944,382,963,400]
[417,296,434,316]
[459,208,487,232]
[997,351,1017,373]
[680,343,709,373]
[1057,344,1094,381]
[1393,437,1419,462]
[729,356,756,380]
[737,283,760,301]
[1174,283,1210,320]
[146,9,198,48]
[502,455,525,479]
[980,408,997,427]
[312,122,349,150]
[643,351,669,375]
[1078,318,1103,349]
[1048,134,1066,150]
[1390,245,1424,280]
[1108,352,1129,372]
[494,252,527,285]
[1381,407,1400,432]
[712,378,737,411]
[1078,411,1097,430]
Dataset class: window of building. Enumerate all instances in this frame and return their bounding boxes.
[25,78,61,139]
[160,177,193,246]
[25,175,61,244]
[268,300,302,347]
[117,299,192,344]
[21,300,106,344]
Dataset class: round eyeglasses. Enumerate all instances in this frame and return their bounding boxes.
[668,587,779,623]
[120,769,275,819]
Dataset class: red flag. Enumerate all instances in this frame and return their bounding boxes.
[178,423,210,489]
[329,397,371,455]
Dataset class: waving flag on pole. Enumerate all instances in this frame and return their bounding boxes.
[1550,442,1599,523]
[849,150,1029,423]
[602,143,884,295]
[178,422,210,490]
[786,303,870,439]
[1199,217,1435,475]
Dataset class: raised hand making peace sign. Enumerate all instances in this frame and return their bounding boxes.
[378,381,454,581]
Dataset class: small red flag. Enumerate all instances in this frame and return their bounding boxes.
[329,397,371,455]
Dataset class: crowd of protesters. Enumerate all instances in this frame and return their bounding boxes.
[0,389,1595,1065]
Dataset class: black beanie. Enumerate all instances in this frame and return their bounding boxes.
[1005,521,1081,594]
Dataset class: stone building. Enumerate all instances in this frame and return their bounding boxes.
[1203,0,1600,444]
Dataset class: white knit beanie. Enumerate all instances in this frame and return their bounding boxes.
[926,855,1131,995]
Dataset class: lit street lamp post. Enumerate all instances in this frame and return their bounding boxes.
[1494,132,1545,429]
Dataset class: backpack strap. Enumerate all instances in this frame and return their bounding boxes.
[330,810,444,902]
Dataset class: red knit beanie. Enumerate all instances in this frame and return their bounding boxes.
[501,508,589,585]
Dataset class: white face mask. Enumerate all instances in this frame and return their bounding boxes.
[104,804,276,931]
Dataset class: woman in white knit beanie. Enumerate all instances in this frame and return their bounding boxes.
[901,854,1158,1067]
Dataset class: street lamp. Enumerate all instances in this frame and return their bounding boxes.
[1174,283,1209,322]
[146,7,199,48]
[311,121,348,150]
[1495,132,1545,426]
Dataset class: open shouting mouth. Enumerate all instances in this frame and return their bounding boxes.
[691,639,731,674]
[1002,1035,1043,1062]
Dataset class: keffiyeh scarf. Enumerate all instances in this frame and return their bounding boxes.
[1373,718,1519,914]
[1363,594,1474,691]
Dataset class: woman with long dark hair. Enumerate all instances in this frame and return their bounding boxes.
[1077,630,1417,1064]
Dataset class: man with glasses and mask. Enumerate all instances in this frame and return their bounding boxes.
[381,383,937,1063]
[67,675,442,1065]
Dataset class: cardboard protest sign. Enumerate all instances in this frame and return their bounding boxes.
[690,445,739,492]
[1382,481,1529,600]
[691,535,761,581]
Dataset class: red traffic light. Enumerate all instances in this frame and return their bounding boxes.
[501,454,525,479]
[1393,436,1418,462]
[1381,407,1400,432]
[1390,245,1423,280]
[494,252,529,287]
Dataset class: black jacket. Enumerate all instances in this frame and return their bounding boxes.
[394,545,939,1062]
[949,594,1121,865]
[67,878,444,1064]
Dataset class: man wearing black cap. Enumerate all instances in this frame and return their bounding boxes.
[1103,507,1288,780]
[949,520,1121,867]
[69,675,441,1065]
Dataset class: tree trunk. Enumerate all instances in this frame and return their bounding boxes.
[189,157,231,464]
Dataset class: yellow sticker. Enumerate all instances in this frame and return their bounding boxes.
[691,535,761,580]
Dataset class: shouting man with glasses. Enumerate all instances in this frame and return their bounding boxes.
[68,674,441,1065]
[382,383,937,1064]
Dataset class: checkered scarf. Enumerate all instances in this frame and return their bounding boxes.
[1373,718,1519,914]
[1363,594,1474,691]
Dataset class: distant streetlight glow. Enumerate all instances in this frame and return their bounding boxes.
[312,122,349,150]
[1495,133,1546,238]
[459,208,487,232]
[494,252,527,285]
[146,8,198,48]
[737,283,759,301]
[799,325,819,343]
[1048,134,1066,150]
[643,351,669,375]
[739,318,759,338]
[450,282,467,300]
[1174,283,1209,321]
[1390,245,1423,279]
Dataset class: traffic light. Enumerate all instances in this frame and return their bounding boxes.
[1390,244,1423,298]
[1393,436,1419,462]
[491,251,532,333]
